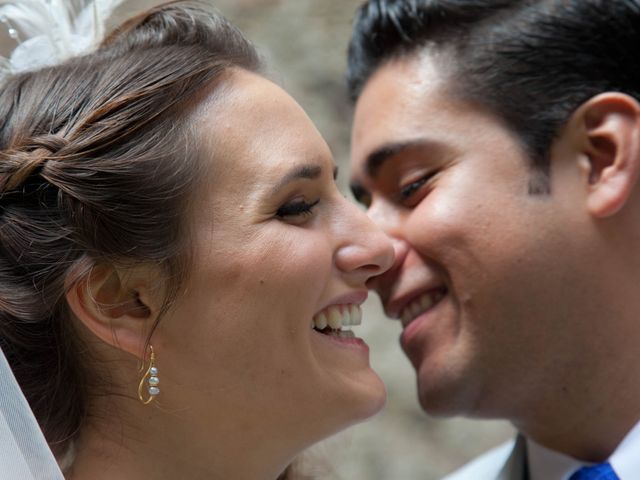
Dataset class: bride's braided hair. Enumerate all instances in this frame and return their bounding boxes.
[0,134,68,191]
[0,1,259,465]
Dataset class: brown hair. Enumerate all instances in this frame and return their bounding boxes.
[0,1,259,462]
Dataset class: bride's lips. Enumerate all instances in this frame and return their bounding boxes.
[310,291,369,351]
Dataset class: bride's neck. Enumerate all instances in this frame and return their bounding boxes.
[66,399,292,480]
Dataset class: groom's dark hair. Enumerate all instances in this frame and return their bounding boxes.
[347,0,640,173]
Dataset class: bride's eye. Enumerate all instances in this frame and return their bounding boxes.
[276,199,320,218]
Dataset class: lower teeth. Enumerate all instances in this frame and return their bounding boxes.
[331,330,355,339]
[314,327,355,339]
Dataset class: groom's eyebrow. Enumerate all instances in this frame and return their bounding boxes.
[364,138,437,177]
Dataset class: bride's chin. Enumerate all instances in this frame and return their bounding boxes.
[353,374,387,420]
[330,372,387,433]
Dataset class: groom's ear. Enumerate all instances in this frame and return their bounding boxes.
[563,92,640,217]
[66,263,165,358]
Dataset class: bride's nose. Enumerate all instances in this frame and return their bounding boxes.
[334,201,394,285]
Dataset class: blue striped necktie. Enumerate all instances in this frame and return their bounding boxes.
[568,462,619,480]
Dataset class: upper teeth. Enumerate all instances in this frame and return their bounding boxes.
[313,304,362,330]
[400,290,443,324]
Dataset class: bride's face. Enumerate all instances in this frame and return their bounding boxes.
[156,70,393,449]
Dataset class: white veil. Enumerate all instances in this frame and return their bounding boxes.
[0,346,64,480]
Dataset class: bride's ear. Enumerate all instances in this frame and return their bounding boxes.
[66,263,165,358]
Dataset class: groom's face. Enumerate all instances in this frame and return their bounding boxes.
[349,54,584,417]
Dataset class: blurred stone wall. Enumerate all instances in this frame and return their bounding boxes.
[0,1,514,478]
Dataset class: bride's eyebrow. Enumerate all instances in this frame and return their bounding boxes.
[270,163,323,195]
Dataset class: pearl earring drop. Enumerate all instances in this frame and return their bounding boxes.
[138,345,160,404]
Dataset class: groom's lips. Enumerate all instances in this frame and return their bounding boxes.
[383,283,449,366]
[398,287,447,328]
[384,283,447,323]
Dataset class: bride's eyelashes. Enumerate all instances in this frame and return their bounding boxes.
[276,198,320,218]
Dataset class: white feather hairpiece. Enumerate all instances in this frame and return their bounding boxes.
[0,0,126,76]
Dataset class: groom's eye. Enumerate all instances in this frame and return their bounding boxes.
[350,184,371,208]
[396,171,436,208]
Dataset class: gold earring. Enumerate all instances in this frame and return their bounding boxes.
[138,345,160,405]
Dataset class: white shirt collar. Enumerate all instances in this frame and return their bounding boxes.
[527,420,640,480]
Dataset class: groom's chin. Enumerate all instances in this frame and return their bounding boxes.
[413,362,482,418]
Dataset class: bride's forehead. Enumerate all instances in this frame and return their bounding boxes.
[194,71,329,167]
[202,70,309,125]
